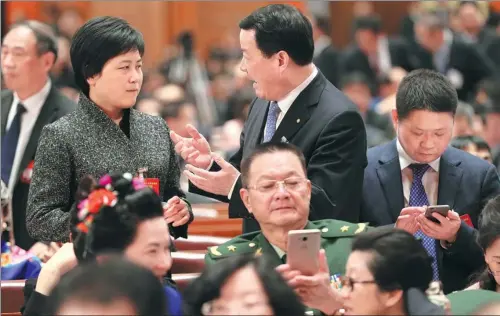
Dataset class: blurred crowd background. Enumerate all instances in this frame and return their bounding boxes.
[2,0,500,178]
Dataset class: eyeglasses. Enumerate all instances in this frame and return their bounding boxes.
[339,276,377,292]
[246,177,309,193]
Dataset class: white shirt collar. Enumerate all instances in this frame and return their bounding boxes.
[276,66,318,115]
[13,79,51,115]
[270,243,286,259]
[396,138,440,172]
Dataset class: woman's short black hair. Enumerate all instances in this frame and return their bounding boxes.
[239,4,313,66]
[183,254,305,316]
[473,195,500,290]
[47,256,166,315]
[351,227,433,293]
[70,16,145,97]
[70,173,163,262]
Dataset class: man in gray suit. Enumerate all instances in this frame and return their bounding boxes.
[1,20,76,252]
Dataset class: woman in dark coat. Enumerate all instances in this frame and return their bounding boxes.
[26,16,193,242]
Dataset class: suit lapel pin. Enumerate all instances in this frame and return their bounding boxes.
[296,118,300,123]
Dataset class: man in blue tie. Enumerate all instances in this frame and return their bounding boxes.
[170,4,367,233]
[1,20,76,252]
[360,69,500,293]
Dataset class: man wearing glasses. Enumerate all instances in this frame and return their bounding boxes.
[205,142,368,313]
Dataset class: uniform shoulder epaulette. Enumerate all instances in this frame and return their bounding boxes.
[207,231,261,260]
[312,219,370,238]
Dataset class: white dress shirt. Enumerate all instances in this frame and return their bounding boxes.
[376,35,392,75]
[229,66,318,199]
[271,243,286,260]
[397,139,440,206]
[5,80,51,193]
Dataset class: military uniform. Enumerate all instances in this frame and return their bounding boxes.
[447,289,500,315]
[205,219,369,315]
[206,219,369,275]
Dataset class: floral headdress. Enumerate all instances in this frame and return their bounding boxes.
[76,173,147,233]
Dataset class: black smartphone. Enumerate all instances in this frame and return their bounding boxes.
[425,205,450,223]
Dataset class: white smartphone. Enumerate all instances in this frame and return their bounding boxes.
[286,229,321,276]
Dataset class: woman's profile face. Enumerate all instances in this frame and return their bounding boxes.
[124,217,172,280]
[87,49,143,109]
[204,265,274,315]
[340,251,403,315]
[484,237,500,285]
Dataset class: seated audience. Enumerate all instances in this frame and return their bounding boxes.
[278,227,446,315]
[22,173,181,316]
[340,72,394,146]
[450,135,492,163]
[47,256,166,315]
[183,255,305,316]
[204,142,370,313]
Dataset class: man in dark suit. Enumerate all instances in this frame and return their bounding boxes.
[310,14,340,87]
[456,1,500,75]
[1,21,76,251]
[340,15,415,91]
[360,69,500,294]
[412,11,496,102]
[170,4,367,233]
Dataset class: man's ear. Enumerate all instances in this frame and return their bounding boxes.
[391,109,399,131]
[87,73,101,87]
[240,188,253,214]
[382,289,404,310]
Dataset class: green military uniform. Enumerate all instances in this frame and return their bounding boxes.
[205,219,370,315]
[205,219,370,277]
[447,289,500,315]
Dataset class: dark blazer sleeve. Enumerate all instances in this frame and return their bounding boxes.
[306,110,367,222]
[26,124,73,242]
[466,45,496,85]
[230,109,367,222]
[480,164,500,207]
[442,223,484,274]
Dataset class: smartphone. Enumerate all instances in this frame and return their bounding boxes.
[286,229,321,276]
[425,205,450,223]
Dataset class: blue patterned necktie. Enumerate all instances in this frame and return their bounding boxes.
[263,101,280,143]
[1,103,26,184]
[409,163,439,280]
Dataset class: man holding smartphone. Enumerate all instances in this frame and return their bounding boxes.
[204,143,369,313]
[360,69,500,293]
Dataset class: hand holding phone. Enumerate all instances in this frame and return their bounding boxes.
[424,205,450,224]
[286,229,321,276]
